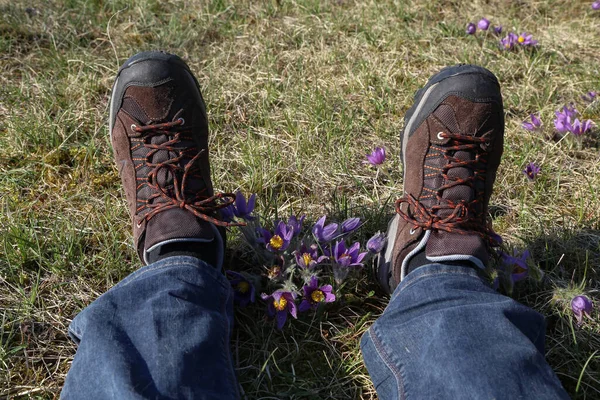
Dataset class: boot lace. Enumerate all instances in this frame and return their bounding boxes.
[395,131,492,240]
[131,118,244,227]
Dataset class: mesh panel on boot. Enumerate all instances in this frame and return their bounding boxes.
[423,99,495,264]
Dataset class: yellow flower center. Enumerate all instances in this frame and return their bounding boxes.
[311,289,325,303]
[273,296,287,311]
[269,235,284,250]
[518,36,525,43]
[237,281,249,294]
[302,253,312,266]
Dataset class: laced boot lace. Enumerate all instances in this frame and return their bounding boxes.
[395,131,494,242]
[130,118,244,227]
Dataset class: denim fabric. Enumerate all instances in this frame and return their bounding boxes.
[61,256,238,400]
[361,263,569,400]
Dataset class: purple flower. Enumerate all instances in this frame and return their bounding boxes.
[226,271,255,307]
[571,295,593,326]
[366,232,387,253]
[264,221,294,252]
[553,105,593,135]
[500,249,530,283]
[570,119,594,136]
[287,214,306,236]
[593,1,600,10]
[332,241,367,284]
[312,216,339,242]
[466,22,476,35]
[517,32,537,46]
[521,113,542,131]
[299,276,336,312]
[554,105,578,133]
[341,217,361,233]
[500,32,537,49]
[561,104,578,119]
[294,242,324,269]
[365,147,386,166]
[494,25,503,35]
[489,231,503,247]
[220,205,235,222]
[478,18,490,31]
[333,241,367,268]
[554,115,572,133]
[261,290,297,330]
[233,192,256,220]
[500,32,519,49]
[523,162,541,181]
[582,91,597,102]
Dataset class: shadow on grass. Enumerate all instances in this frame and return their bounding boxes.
[229,274,384,400]
[516,227,600,399]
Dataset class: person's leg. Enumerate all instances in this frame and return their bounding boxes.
[361,263,569,399]
[61,256,238,399]
[62,51,240,399]
[365,65,568,399]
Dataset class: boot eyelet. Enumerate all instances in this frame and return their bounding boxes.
[409,228,417,235]
[131,124,137,132]
[177,118,185,125]
[437,131,445,140]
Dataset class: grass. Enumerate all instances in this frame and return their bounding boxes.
[1,0,599,398]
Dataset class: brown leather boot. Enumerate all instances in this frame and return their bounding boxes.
[109,51,236,267]
[376,65,504,294]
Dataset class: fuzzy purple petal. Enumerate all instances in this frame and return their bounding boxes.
[477,18,490,30]
[320,284,333,294]
[234,192,247,215]
[317,255,330,263]
[354,251,368,265]
[299,300,311,312]
[276,311,287,330]
[246,194,256,214]
[302,284,313,298]
[466,22,476,35]
[321,223,338,241]
[312,216,326,238]
[333,240,346,260]
[347,241,360,257]
[271,291,283,302]
[511,270,528,283]
[367,233,386,253]
[323,291,336,303]
[287,300,298,319]
[341,217,361,233]
[521,122,535,131]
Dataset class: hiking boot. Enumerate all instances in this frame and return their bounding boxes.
[109,51,236,268]
[376,65,504,294]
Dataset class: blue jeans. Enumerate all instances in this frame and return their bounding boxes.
[61,257,238,400]
[62,259,568,399]
[361,264,569,399]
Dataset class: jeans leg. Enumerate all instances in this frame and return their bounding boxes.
[361,264,569,400]
[61,256,238,400]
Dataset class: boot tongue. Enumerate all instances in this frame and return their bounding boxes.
[424,103,488,268]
